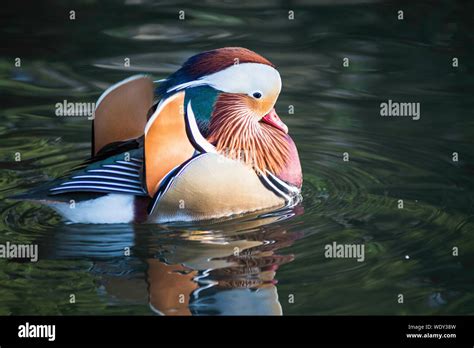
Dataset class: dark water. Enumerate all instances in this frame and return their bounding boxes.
[1,0,474,315]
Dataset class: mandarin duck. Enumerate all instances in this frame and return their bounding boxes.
[18,47,302,223]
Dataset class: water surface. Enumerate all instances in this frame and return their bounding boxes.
[1,0,473,315]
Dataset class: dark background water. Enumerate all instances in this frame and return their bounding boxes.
[0,0,473,315]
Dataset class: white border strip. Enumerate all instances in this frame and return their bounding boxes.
[186,101,216,154]
[144,94,174,135]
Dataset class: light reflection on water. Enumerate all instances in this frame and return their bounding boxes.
[0,0,473,315]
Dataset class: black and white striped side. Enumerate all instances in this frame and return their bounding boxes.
[258,171,301,205]
[49,157,146,196]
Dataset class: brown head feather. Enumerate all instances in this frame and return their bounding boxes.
[185,47,274,79]
[156,47,275,97]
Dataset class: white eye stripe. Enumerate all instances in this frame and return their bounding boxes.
[203,63,281,95]
[167,63,281,97]
[166,79,207,93]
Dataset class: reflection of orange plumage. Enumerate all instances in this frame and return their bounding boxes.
[147,260,198,316]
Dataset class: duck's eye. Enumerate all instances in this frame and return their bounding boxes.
[252,92,262,99]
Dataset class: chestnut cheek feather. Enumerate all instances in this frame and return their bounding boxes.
[208,93,290,175]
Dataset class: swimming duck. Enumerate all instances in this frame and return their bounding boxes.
[19,47,302,223]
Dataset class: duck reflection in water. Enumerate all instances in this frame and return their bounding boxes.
[146,208,304,315]
[43,206,304,315]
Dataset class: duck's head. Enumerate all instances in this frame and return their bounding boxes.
[157,47,301,187]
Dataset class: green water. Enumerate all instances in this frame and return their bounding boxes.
[1,0,473,315]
